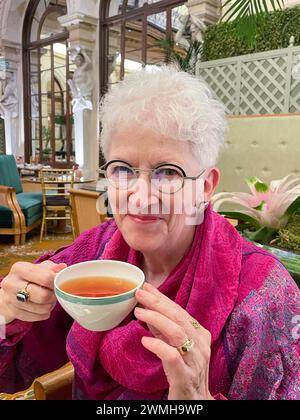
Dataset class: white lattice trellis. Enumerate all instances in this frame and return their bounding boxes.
[197,45,300,115]
[290,75,300,113]
[199,63,237,114]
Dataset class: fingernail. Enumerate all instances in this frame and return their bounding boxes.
[134,307,142,314]
[136,288,145,296]
[143,282,157,292]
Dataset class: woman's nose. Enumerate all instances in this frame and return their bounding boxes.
[128,172,159,211]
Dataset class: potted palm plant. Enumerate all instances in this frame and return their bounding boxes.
[158,39,202,75]
[212,174,300,284]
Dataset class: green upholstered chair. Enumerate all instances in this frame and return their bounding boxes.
[0,155,42,244]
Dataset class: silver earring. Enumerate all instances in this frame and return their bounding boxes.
[196,200,209,210]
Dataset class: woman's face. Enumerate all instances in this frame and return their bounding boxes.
[106,126,219,254]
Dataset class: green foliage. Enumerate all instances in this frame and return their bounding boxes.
[285,196,300,217]
[42,126,51,152]
[242,226,278,244]
[55,115,74,125]
[55,115,65,125]
[202,6,300,61]
[222,0,284,22]
[158,39,202,75]
[277,214,300,253]
[220,211,260,228]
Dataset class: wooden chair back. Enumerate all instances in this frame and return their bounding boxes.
[69,188,110,237]
[40,168,74,207]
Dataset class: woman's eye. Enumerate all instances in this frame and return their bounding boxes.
[156,168,179,177]
[113,166,133,175]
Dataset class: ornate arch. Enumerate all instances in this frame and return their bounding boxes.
[22,0,72,164]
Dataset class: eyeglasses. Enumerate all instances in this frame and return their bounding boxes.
[98,160,206,194]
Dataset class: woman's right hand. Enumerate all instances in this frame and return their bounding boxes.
[0,261,67,324]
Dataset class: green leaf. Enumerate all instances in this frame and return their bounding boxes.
[233,16,258,47]
[284,196,300,217]
[157,39,202,74]
[219,211,260,228]
[253,200,266,211]
[221,0,283,21]
[246,176,259,184]
[243,227,278,243]
[254,182,269,193]
[245,176,269,193]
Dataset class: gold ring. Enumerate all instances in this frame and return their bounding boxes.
[190,320,201,329]
[16,282,30,303]
[177,338,194,356]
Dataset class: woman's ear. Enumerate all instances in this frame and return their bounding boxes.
[204,168,220,202]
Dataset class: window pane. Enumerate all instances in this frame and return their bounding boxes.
[146,12,167,66]
[172,4,189,34]
[54,89,65,116]
[41,46,52,72]
[54,63,67,91]
[31,94,40,119]
[108,25,121,85]
[30,1,48,43]
[171,5,190,66]
[55,121,67,161]
[40,70,51,97]
[126,0,162,12]
[53,42,67,66]
[30,50,39,77]
[40,11,66,40]
[30,0,67,43]
[108,0,123,17]
[40,117,52,162]
[26,0,71,164]
[125,19,143,75]
[30,72,40,118]
[31,118,39,158]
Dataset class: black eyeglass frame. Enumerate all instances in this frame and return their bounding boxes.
[98,160,207,194]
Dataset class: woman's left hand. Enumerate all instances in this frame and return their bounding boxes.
[135,282,213,400]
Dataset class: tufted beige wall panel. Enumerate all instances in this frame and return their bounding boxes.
[216,114,300,193]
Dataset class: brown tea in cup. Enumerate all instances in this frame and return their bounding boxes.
[60,276,136,298]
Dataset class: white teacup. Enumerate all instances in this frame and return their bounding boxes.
[54,260,145,331]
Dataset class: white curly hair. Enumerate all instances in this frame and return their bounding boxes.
[99,66,228,169]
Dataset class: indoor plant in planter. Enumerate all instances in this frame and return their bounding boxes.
[212,174,300,284]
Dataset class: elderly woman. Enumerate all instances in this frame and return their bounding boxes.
[0,67,299,400]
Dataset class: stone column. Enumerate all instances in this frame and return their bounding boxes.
[0,44,23,157]
[187,0,221,26]
[59,13,99,180]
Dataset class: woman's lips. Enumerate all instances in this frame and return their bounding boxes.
[127,214,162,224]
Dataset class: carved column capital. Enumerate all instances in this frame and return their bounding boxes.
[187,0,221,26]
[59,13,98,52]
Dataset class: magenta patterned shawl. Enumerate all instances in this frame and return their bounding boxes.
[65,208,300,399]
[1,208,299,399]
